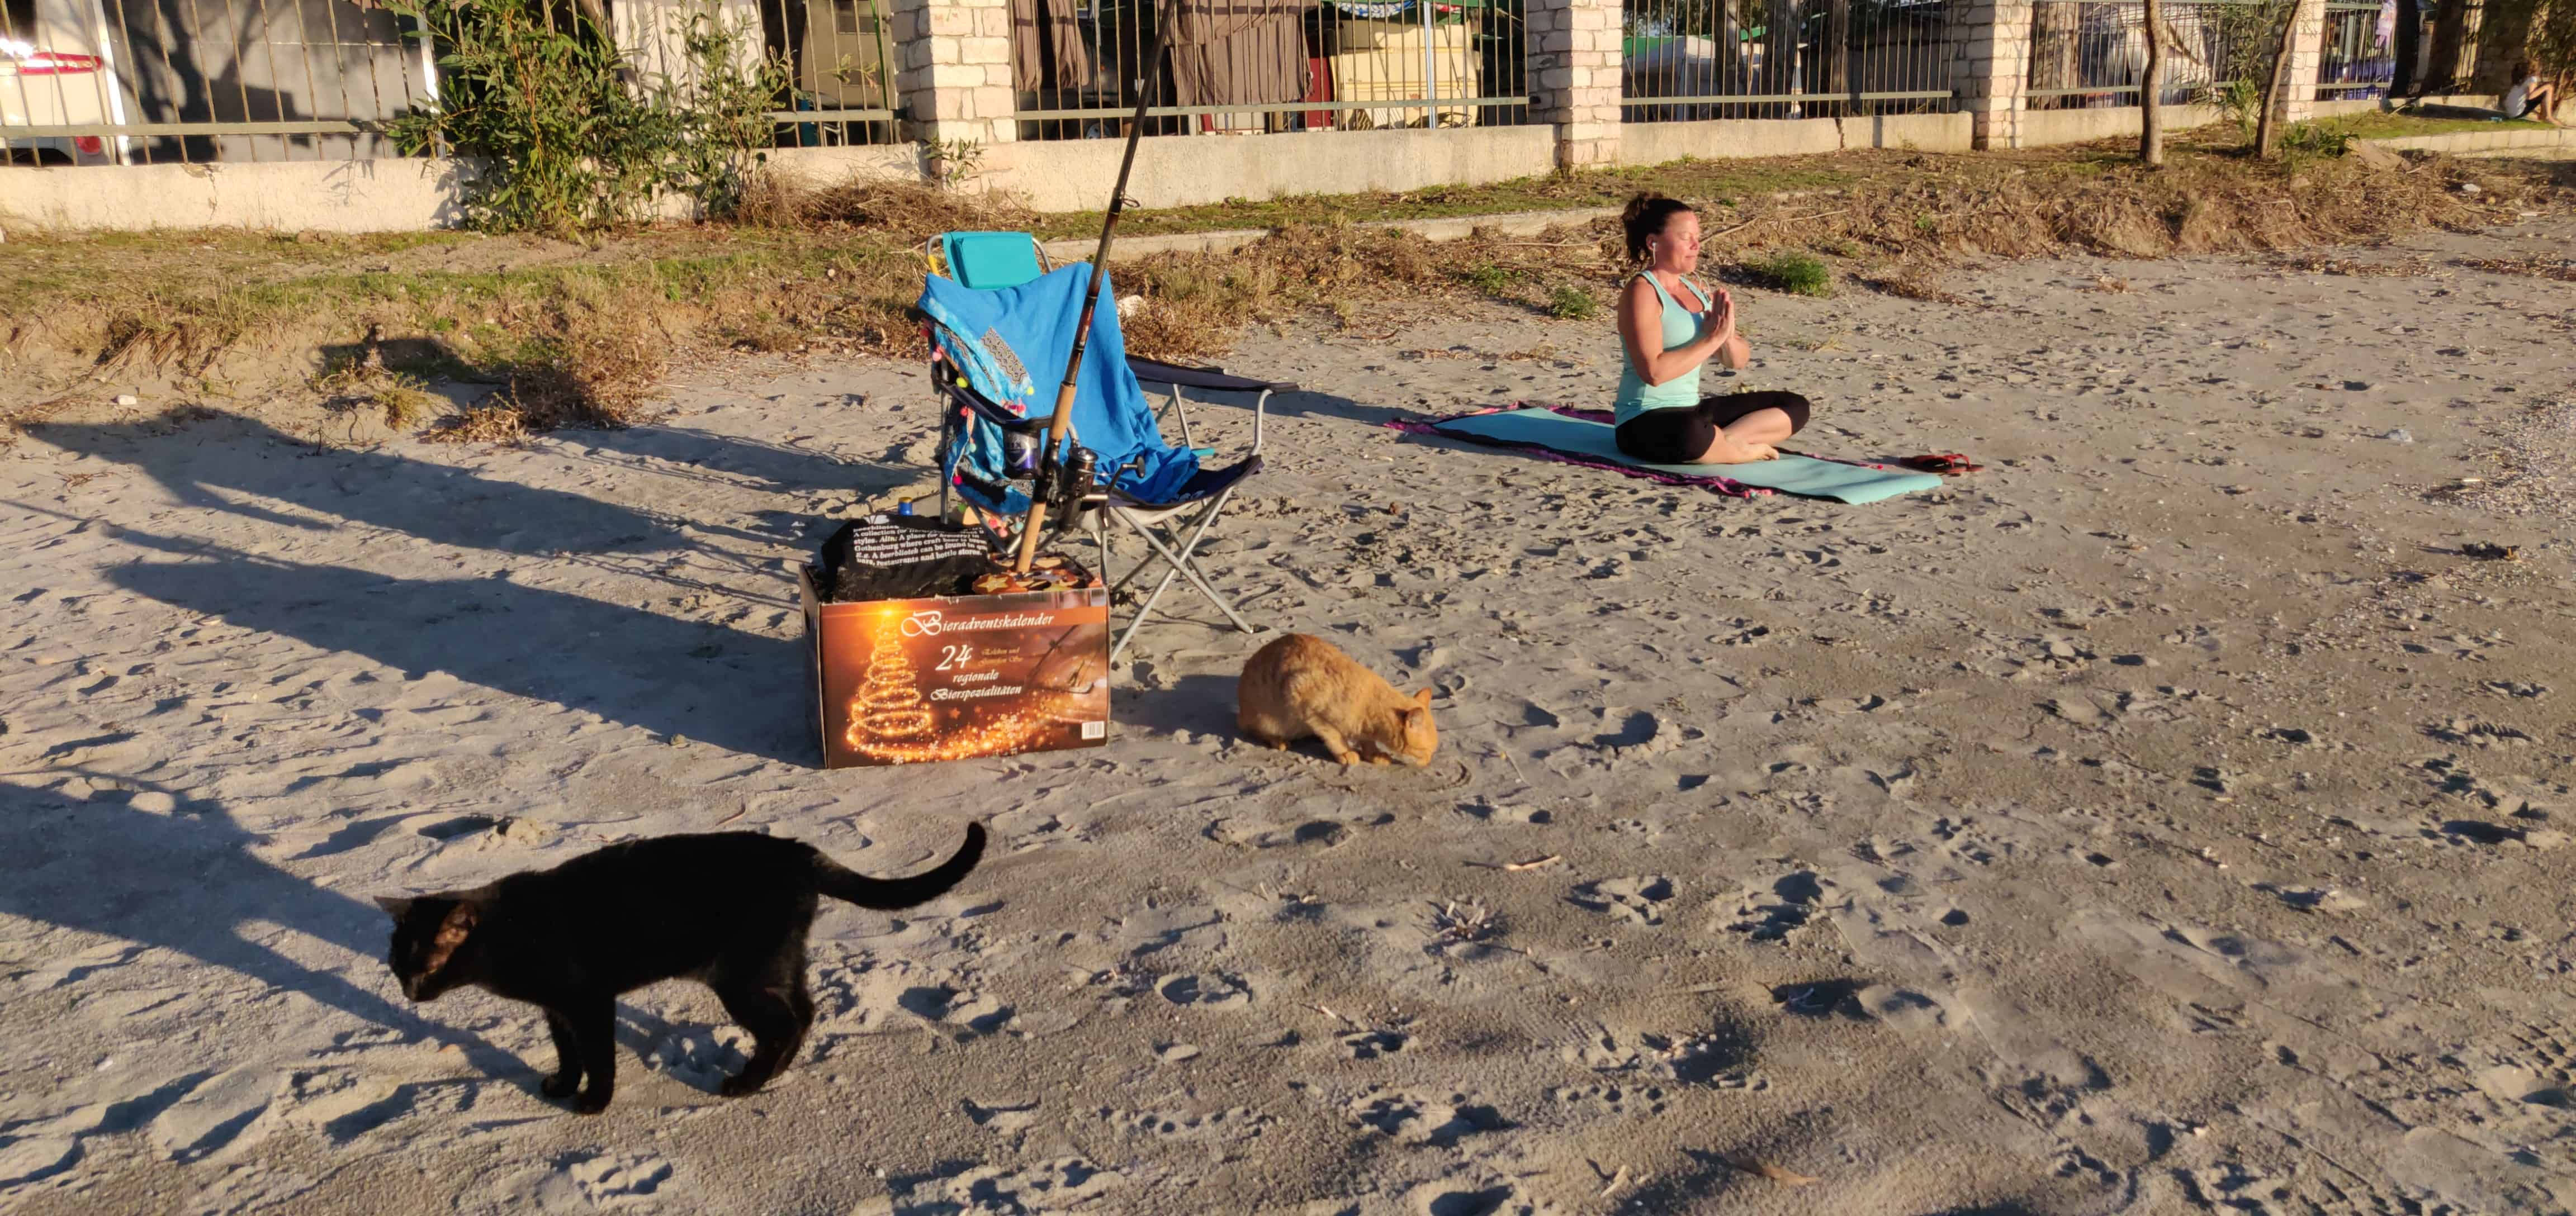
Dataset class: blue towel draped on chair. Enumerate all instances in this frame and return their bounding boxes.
[918,265,1201,514]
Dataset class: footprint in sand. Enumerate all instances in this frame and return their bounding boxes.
[148,1066,282,1165]
[1400,1179,1551,1216]
[1561,1024,1761,1089]
[2427,717,2537,748]
[1159,972,1256,1009]
[1107,1105,1273,1144]
[1341,1029,1409,1060]
[859,1159,1122,1215]
[533,1152,676,1209]
[0,1137,79,1196]
[1568,876,1674,926]
[1346,1090,1511,1147]
[1725,872,1829,942]
[1548,1081,1669,1118]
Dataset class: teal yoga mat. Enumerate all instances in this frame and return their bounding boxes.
[1431,407,1944,505]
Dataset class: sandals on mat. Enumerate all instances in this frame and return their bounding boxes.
[1900,452,1984,476]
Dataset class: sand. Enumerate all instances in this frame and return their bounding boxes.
[4,217,2575,1215]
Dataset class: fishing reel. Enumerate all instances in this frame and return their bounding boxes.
[1031,442,1105,533]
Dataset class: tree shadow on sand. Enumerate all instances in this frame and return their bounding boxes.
[101,529,812,763]
[0,776,522,1086]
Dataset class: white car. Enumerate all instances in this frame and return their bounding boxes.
[1,5,122,166]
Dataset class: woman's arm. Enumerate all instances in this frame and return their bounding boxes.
[1618,278,1735,387]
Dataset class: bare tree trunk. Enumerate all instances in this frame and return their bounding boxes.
[2424,0,2471,93]
[2393,0,2423,97]
[2142,0,2166,164]
[2254,1,2299,156]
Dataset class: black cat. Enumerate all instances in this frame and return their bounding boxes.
[377,824,985,1113]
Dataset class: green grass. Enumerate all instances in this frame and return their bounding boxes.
[1461,263,1518,294]
[1742,251,1834,297]
[1546,286,1599,320]
[2307,111,2553,141]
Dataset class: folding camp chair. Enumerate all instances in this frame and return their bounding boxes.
[917,236,1296,662]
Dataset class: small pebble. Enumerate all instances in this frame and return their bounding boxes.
[114,394,139,407]
[2381,428,2413,444]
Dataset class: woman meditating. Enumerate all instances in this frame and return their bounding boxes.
[1614,193,1812,465]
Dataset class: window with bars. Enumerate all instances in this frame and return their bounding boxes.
[1620,0,1957,122]
[1011,0,1530,141]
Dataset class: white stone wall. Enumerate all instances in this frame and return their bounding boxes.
[893,0,1016,146]
[1530,0,1624,167]
[1950,0,2032,150]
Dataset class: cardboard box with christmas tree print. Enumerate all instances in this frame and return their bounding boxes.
[797,568,1111,768]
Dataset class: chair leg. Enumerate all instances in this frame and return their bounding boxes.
[1090,508,1113,591]
[1112,491,1254,651]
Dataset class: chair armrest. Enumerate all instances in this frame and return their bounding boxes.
[1126,355,1296,395]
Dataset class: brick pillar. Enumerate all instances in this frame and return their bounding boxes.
[2280,0,2329,124]
[1530,0,1622,170]
[1951,0,2032,151]
[893,0,1017,148]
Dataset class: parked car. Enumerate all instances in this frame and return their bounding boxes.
[2,0,122,166]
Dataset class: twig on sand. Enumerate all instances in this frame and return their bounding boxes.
[1598,1164,1632,1198]
[1729,1158,1819,1186]
[1308,1004,1361,1028]
[1503,854,1560,872]
[714,806,747,827]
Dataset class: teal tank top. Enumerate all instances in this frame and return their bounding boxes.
[1613,271,1712,425]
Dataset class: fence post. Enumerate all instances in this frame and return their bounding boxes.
[2280,0,2329,124]
[1531,0,1623,170]
[1950,0,2033,150]
[893,0,1017,150]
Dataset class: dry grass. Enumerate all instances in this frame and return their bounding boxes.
[4,142,2566,441]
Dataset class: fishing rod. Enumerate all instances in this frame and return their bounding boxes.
[1013,0,1187,574]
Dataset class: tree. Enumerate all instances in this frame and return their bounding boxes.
[2253,0,2302,158]
[2141,0,2166,165]
[2393,0,2422,97]
[2424,0,2473,93]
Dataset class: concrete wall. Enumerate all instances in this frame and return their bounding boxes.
[0,126,1579,231]
[977,126,1558,213]
[2016,104,2224,148]
[0,156,469,233]
[765,145,923,189]
[2312,94,2502,120]
[2371,126,2576,156]
[1620,112,1972,165]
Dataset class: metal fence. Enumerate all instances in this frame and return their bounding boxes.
[2026,0,2285,108]
[1622,0,1955,121]
[2423,0,2480,91]
[1012,0,1531,140]
[0,0,896,167]
[2315,0,2388,98]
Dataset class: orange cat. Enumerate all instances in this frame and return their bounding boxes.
[1237,633,1437,766]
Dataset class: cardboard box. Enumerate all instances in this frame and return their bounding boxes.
[799,567,1112,768]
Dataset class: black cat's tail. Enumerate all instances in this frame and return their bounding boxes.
[814,823,987,910]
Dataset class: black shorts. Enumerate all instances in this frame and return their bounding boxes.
[1613,391,1812,464]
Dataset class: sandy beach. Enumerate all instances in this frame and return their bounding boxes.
[4,216,2575,1215]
